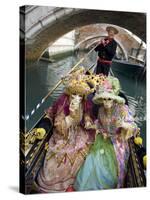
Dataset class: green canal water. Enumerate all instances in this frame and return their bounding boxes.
[26,52,146,147]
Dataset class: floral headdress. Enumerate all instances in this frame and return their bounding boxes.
[92,77,125,104]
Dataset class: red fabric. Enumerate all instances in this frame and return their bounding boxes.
[98,57,112,64]
[46,93,69,119]
[65,186,75,192]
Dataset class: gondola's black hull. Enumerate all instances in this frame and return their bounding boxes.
[20,114,146,194]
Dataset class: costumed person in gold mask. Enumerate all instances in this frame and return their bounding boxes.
[36,68,96,193]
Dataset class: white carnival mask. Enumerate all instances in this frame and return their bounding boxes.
[103,98,114,109]
[70,95,82,112]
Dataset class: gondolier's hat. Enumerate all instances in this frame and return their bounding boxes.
[106,26,119,34]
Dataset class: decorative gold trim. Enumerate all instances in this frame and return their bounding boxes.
[20,128,46,155]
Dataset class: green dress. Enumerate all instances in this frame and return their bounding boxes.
[74,134,118,190]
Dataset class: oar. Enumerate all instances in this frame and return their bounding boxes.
[27,63,97,134]
[42,43,99,102]
[25,43,99,132]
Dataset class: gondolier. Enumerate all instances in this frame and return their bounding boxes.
[95,26,118,76]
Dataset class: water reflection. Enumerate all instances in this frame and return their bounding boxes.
[25,55,76,131]
[112,70,146,146]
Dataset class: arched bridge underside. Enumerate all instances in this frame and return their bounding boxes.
[20,6,146,66]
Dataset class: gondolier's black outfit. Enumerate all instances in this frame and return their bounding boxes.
[95,38,117,76]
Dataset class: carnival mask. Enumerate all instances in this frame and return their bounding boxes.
[69,94,82,112]
[103,98,114,109]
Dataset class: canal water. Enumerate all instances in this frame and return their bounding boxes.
[25,51,146,147]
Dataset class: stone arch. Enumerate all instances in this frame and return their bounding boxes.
[20,6,146,66]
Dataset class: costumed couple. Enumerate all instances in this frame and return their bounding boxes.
[36,68,138,192]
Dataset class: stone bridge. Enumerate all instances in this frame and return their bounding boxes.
[20,6,146,66]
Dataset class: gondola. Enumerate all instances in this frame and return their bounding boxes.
[20,52,146,194]
[20,116,146,193]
